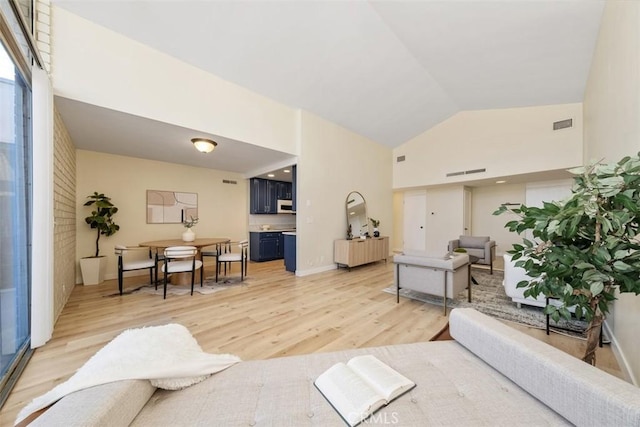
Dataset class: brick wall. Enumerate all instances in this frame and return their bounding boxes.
[53,107,76,318]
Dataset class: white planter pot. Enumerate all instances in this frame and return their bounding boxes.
[182,228,195,242]
[80,256,107,285]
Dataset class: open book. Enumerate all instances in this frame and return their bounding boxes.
[314,355,416,426]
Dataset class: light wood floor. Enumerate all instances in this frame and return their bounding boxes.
[0,260,623,425]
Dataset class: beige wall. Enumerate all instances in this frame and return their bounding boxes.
[392,192,404,253]
[53,108,76,316]
[393,103,583,189]
[471,183,526,256]
[75,150,248,283]
[296,111,392,276]
[583,0,640,385]
[51,6,297,155]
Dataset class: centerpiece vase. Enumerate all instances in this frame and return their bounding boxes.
[182,227,195,242]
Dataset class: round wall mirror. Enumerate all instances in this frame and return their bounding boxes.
[346,191,368,239]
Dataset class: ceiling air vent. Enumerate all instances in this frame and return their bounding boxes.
[553,118,573,130]
[397,155,406,163]
[222,179,237,185]
[446,171,465,177]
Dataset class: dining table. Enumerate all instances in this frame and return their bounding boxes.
[139,237,230,286]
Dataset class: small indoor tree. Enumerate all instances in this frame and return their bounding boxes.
[494,153,640,365]
[84,192,119,257]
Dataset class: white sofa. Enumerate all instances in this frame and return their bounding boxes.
[502,253,547,308]
[393,253,470,313]
[23,308,640,426]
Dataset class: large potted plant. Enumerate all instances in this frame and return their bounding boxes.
[80,192,120,285]
[495,153,640,365]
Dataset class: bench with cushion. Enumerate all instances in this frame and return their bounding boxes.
[23,308,640,426]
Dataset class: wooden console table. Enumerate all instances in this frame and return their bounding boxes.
[334,236,389,270]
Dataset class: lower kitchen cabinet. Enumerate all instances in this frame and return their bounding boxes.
[284,233,296,273]
[250,232,284,262]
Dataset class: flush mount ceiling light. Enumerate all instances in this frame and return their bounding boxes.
[191,138,217,153]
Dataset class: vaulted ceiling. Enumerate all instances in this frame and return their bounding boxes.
[52,0,605,173]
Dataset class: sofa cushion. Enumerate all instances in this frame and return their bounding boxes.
[449,308,640,426]
[458,235,489,248]
[464,248,486,259]
[394,253,469,270]
[132,339,568,426]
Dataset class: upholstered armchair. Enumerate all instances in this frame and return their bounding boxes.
[448,235,496,274]
[393,252,470,314]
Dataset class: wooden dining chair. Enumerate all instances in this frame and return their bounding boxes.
[215,240,249,282]
[114,245,156,295]
[161,246,202,299]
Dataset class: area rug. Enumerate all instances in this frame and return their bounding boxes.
[383,268,589,337]
[117,276,247,297]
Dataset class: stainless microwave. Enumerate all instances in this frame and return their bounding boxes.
[277,199,293,213]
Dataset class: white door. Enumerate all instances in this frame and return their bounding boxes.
[463,188,472,236]
[403,191,427,252]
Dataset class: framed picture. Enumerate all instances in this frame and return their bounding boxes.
[146,190,198,224]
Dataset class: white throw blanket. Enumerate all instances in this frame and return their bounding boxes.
[15,323,241,425]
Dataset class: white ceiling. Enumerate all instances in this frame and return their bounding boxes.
[52,0,605,177]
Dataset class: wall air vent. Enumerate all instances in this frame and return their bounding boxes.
[222,179,237,184]
[465,168,486,175]
[553,118,573,130]
[446,168,487,178]
[396,155,406,162]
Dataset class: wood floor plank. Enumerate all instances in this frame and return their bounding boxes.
[0,260,623,426]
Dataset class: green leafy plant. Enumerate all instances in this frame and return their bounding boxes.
[369,218,380,228]
[453,248,467,253]
[494,153,640,365]
[84,192,119,257]
[183,216,199,228]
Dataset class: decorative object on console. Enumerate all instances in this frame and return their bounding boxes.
[345,191,369,238]
[346,223,353,240]
[370,218,380,237]
[80,192,120,285]
[182,216,198,242]
[495,152,640,366]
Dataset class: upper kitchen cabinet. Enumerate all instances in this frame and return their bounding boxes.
[250,178,292,214]
[292,165,297,212]
[250,178,277,214]
[276,181,292,200]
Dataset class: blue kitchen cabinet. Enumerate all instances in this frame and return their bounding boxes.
[284,233,296,273]
[250,178,292,214]
[292,165,297,212]
[250,232,283,262]
[250,178,278,214]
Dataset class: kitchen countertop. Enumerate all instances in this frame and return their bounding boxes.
[282,231,296,236]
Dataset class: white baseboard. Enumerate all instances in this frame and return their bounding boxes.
[603,320,637,386]
[295,264,337,277]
